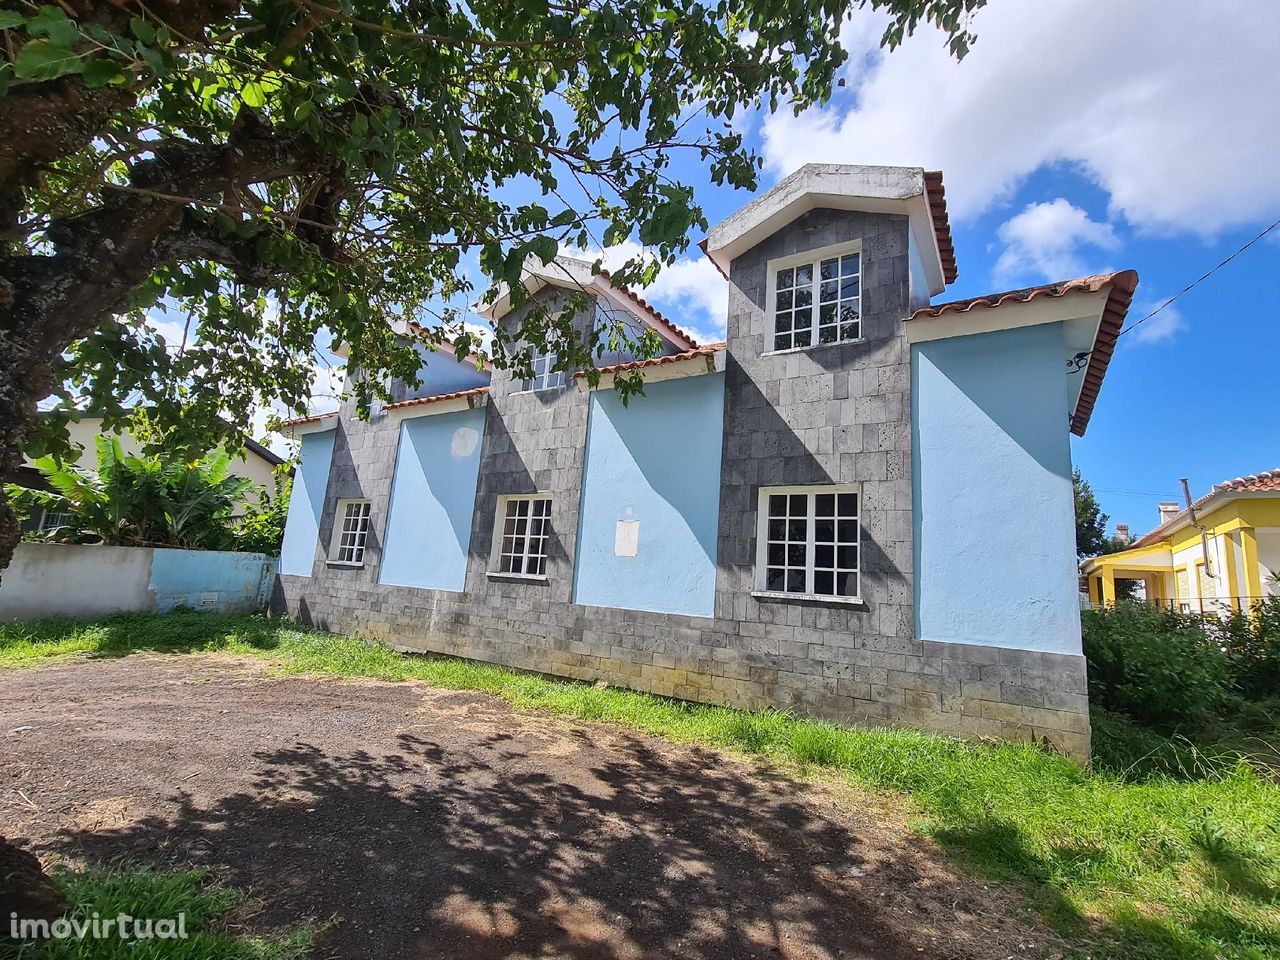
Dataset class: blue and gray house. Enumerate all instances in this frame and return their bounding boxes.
[273,164,1138,759]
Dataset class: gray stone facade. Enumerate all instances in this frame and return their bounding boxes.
[274,212,1091,760]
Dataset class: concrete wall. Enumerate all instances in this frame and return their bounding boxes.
[278,429,336,577]
[912,323,1082,655]
[380,408,486,592]
[0,543,277,620]
[573,373,725,617]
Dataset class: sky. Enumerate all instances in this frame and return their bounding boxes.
[143,0,1279,535]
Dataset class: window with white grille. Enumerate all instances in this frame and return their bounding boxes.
[517,346,566,393]
[770,246,861,352]
[39,508,72,532]
[329,499,372,566]
[492,495,551,577]
[755,485,860,600]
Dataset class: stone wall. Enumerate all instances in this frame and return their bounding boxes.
[273,219,1092,759]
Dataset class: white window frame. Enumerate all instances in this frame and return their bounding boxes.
[514,345,567,394]
[328,498,373,566]
[764,240,863,355]
[753,484,862,603]
[39,507,73,532]
[489,493,552,579]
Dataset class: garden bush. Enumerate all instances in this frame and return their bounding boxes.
[1215,596,1280,700]
[1082,603,1232,726]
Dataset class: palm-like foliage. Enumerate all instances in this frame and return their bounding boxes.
[7,437,259,550]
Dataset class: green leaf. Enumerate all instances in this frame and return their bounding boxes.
[28,6,79,47]
[81,58,124,88]
[14,38,82,81]
[0,11,26,29]
[240,81,266,108]
[129,16,156,44]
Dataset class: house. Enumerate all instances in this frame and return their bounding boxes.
[1081,470,1280,613]
[273,164,1139,759]
[10,412,285,533]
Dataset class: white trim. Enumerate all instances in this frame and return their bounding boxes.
[753,484,862,602]
[904,288,1110,345]
[280,415,338,437]
[577,348,724,392]
[328,498,373,566]
[489,493,553,577]
[386,391,488,421]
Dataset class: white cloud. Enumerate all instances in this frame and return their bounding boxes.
[761,0,1280,234]
[1125,299,1187,346]
[993,199,1118,286]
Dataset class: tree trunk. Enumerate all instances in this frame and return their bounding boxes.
[0,835,68,925]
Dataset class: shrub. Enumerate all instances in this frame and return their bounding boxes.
[1082,603,1232,727]
[1215,597,1280,700]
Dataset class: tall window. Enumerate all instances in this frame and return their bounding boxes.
[755,485,860,599]
[329,499,372,566]
[493,495,551,576]
[772,250,861,352]
[517,347,566,393]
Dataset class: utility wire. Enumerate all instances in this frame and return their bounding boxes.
[1117,214,1280,339]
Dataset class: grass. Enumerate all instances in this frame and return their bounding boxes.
[0,866,312,959]
[3,611,1280,960]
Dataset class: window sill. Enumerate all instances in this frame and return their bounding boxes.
[486,571,549,583]
[751,590,867,609]
[760,337,865,359]
[326,560,365,568]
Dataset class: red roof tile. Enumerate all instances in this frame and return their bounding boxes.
[277,410,338,429]
[596,268,698,348]
[909,270,1139,437]
[923,171,958,285]
[577,343,725,377]
[1130,468,1280,548]
[383,386,490,411]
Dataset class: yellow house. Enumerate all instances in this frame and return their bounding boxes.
[1081,469,1280,612]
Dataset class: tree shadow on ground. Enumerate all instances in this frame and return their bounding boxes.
[50,720,1014,960]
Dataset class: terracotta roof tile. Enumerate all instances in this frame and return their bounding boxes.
[577,343,725,377]
[909,270,1139,437]
[383,386,489,411]
[1129,467,1280,548]
[596,268,698,348]
[923,171,958,284]
[277,410,338,429]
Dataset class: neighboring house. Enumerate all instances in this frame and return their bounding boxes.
[274,164,1139,759]
[1081,470,1280,613]
[10,413,285,533]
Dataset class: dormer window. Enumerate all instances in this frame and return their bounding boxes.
[769,242,861,352]
[517,345,566,393]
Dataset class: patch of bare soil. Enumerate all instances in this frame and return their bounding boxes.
[0,654,1059,959]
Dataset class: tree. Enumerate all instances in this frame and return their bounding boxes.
[1074,468,1111,559]
[0,0,985,574]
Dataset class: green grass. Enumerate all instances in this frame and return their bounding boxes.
[0,866,312,959]
[3,611,1280,960]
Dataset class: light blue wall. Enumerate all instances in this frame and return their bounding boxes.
[278,429,335,577]
[574,373,724,617]
[151,549,278,613]
[404,345,490,400]
[911,323,1082,655]
[379,407,486,591]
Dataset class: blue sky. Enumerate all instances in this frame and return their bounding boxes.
[224,0,1278,535]
[613,0,1280,538]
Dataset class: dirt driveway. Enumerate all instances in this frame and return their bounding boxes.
[0,655,1052,960]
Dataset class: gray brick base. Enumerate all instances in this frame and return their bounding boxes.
[273,576,1090,759]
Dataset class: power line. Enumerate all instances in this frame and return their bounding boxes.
[1118,214,1280,339]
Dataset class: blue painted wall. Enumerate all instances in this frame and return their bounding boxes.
[278,429,335,577]
[151,549,278,612]
[379,407,486,591]
[574,373,724,617]
[404,345,490,400]
[911,323,1082,655]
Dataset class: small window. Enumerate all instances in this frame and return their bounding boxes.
[492,495,552,577]
[755,485,860,600]
[772,249,861,352]
[516,346,566,393]
[329,499,372,566]
[39,508,72,532]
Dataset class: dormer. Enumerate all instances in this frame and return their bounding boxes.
[475,255,698,382]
